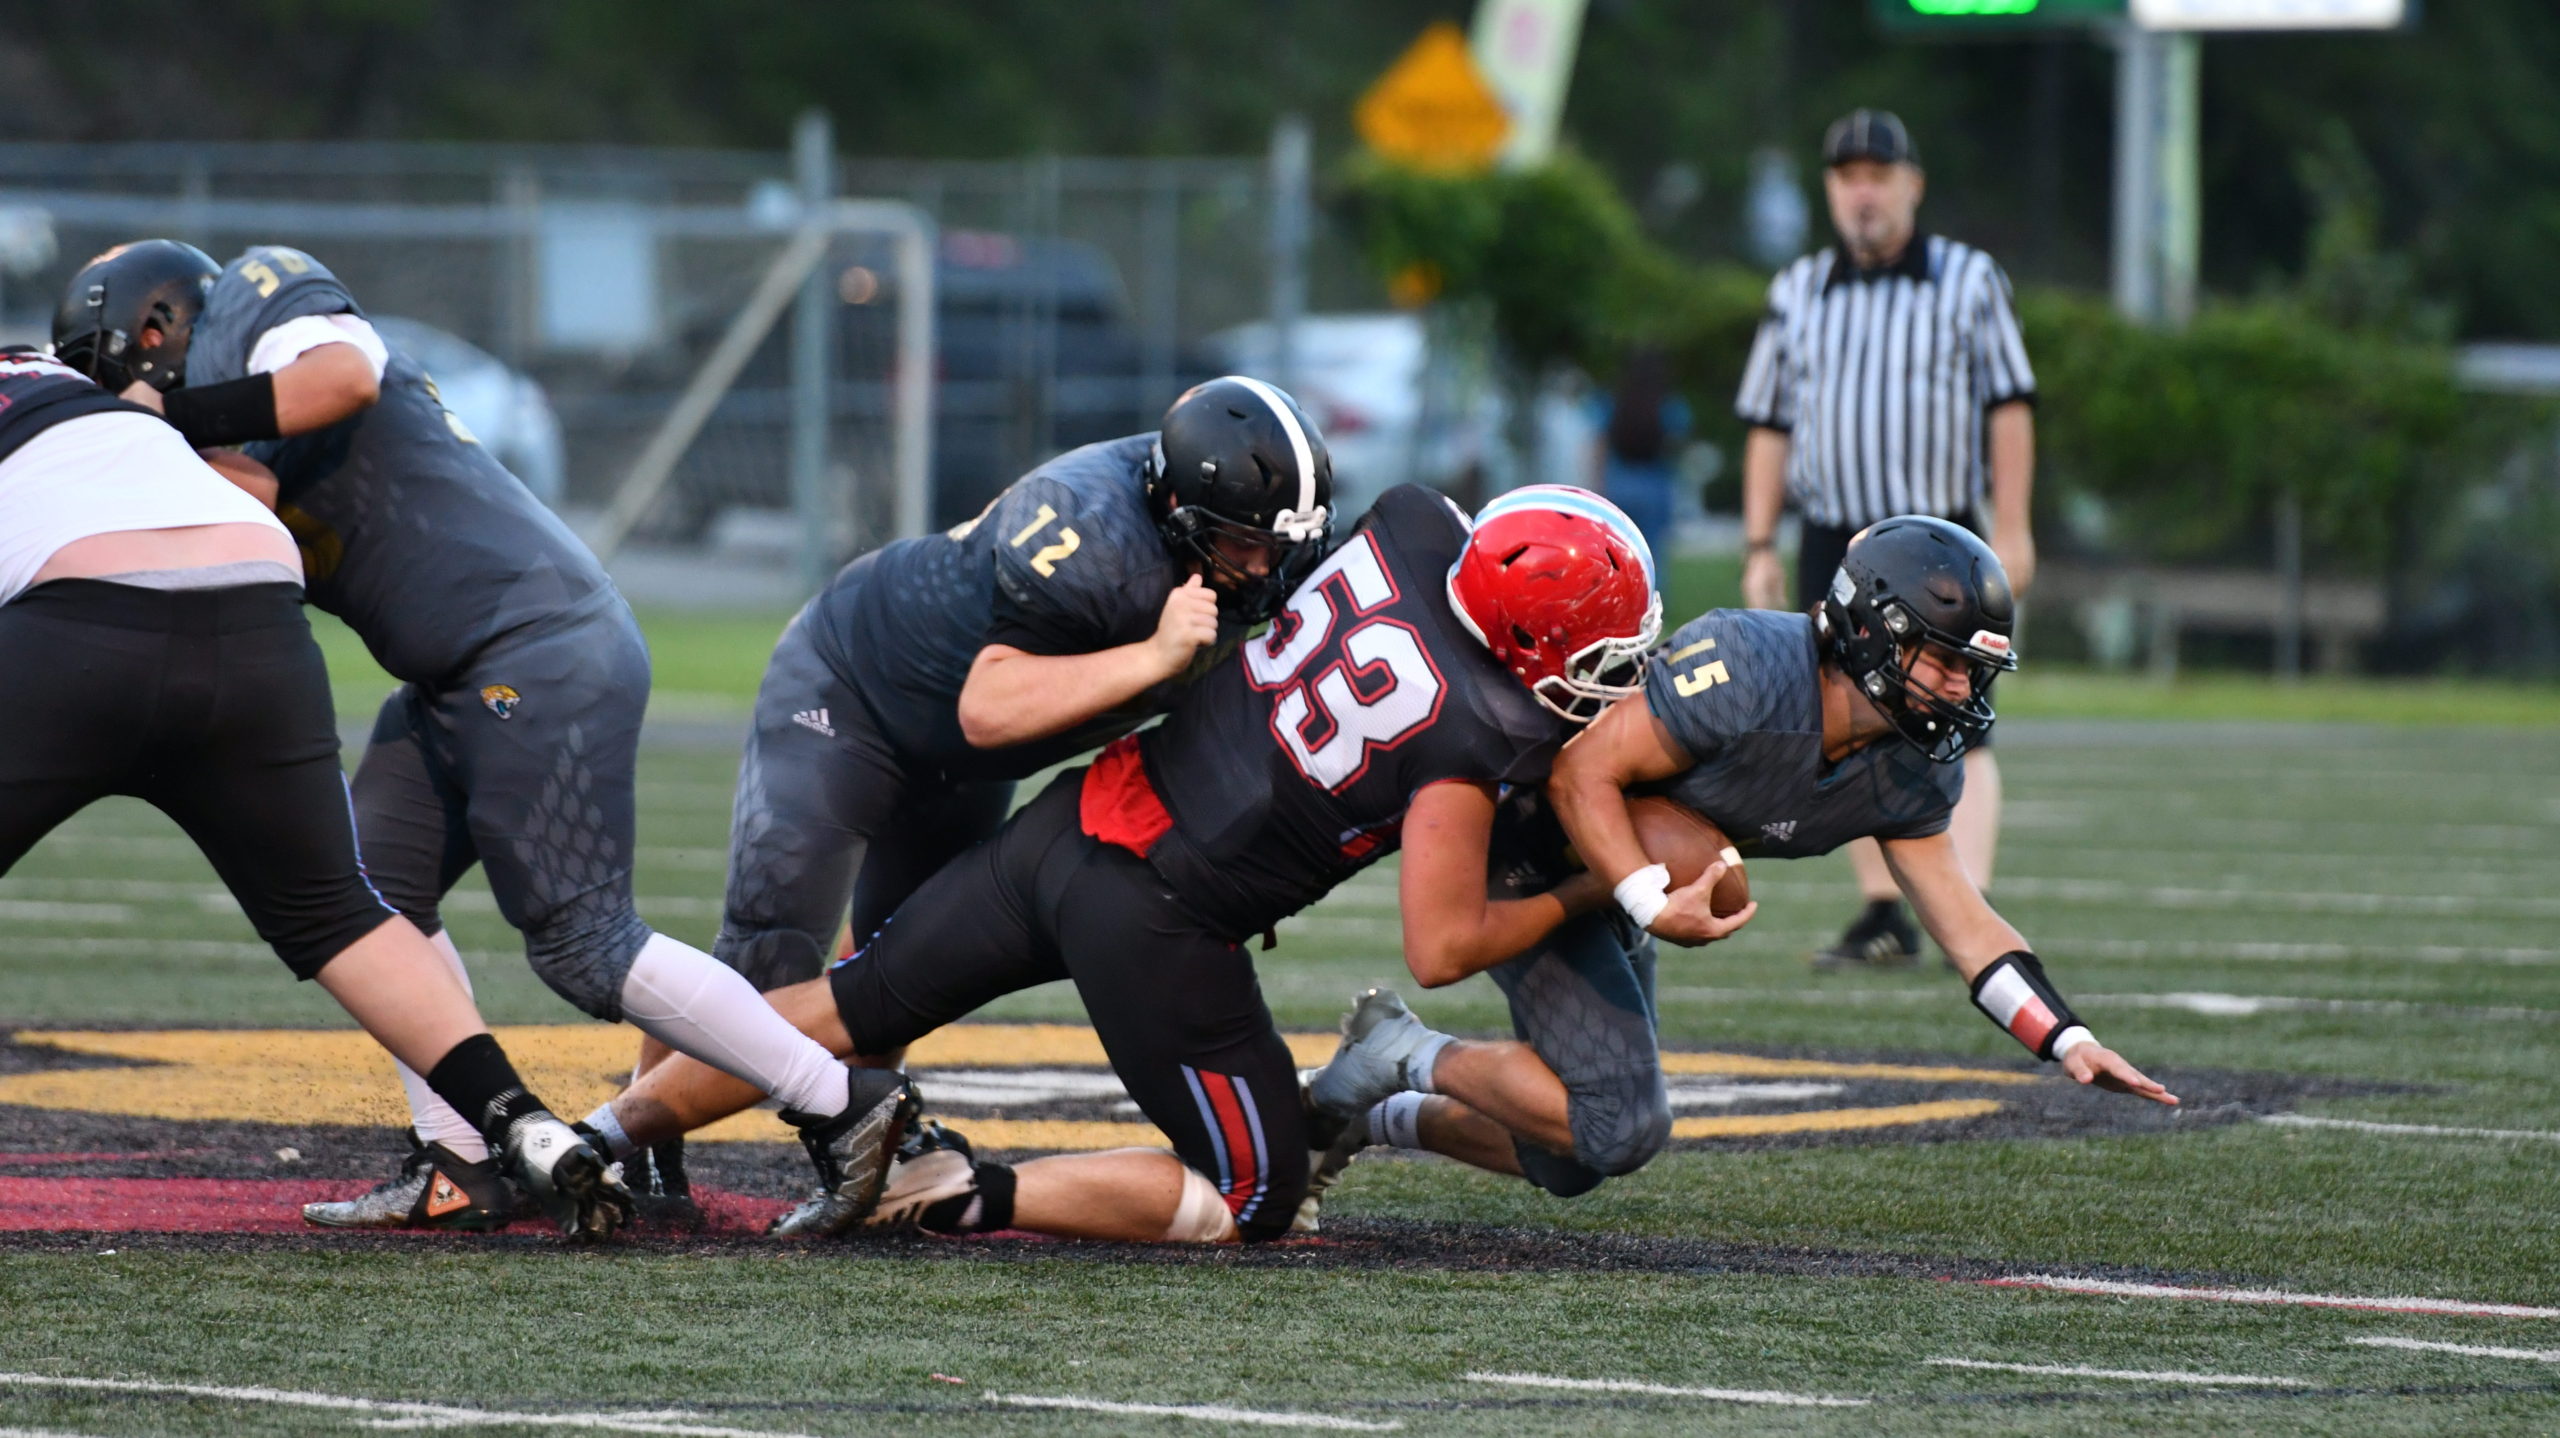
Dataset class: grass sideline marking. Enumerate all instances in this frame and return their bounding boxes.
[1978,1276,2560,1320]
[2263,1115,2560,1143]
[0,1372,822,1438]
[989,1395,1398,1430]
[2351,1337,2560,1363]
[1461,1372,1867,1408]
[1924,1358,2307,1386]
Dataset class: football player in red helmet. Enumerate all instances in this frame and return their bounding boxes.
[577,483,1662,1244]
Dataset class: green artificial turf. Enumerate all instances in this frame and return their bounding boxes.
[6,623,2557,1434]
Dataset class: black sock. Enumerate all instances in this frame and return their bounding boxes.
[920,1161,1016,1234]
[423,1033,554,1151]
[1848,898,1909,936]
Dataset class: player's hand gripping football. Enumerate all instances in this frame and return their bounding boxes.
[1645,858,1759,947]
[1149,574,1222,677]
[2061,1040,2179,1107]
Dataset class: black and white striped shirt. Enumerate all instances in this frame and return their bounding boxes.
[1735,234,2036,529]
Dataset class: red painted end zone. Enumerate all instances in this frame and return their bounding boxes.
[0,1177,791,1235]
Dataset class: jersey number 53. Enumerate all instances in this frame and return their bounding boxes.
[1243,534,1446,791]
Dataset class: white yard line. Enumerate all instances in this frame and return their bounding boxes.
[1750,876,2560,919]
[2085,992,2560,1022]
[2068,939,2560,966]
[1977,1276,2560,1320]
[1461,1372,1867,1408]
[988,1395,1398,1430]
[2263,1115,2560,1143]
[1924,1358,2306,1386]
[2350,1336,2560,1363]
[0,1373,820,1438]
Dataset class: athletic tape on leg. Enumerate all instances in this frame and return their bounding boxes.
[1164,1163,1240,1243]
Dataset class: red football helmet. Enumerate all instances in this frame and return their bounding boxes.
[1447,484,1662,724]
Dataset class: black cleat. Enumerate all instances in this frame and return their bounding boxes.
[624,1136,702,1232]
[768,1066,917,1238]
[1812,899,1923,971]
[503,1114,634,1242]
[302,1136,513,1232]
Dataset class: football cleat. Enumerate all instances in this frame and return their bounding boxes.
[1291,1088,1368,1235]
[767,1065,917,1238]
[301,1136,512,1231]
[502,1114,634,1241]
[1307,988,1439,1118]
[623,1136,701,1232]
[854,1120,982,1234]
[1811,900,1923,971]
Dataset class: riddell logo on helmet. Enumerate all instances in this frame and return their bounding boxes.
[1970,630,2011,655]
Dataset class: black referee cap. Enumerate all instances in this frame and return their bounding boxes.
[1823,109,1919,169]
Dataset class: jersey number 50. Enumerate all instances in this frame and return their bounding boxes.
[1244,534,1445,791]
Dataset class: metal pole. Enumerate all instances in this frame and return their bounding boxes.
[2274,490,2304,682]
[891,207,936,539]
[790,109,835,588]
[1141,160,1179,419]
[2159,31,2201,328]
[2109,24,2161,324]
[1266,114,1311,395]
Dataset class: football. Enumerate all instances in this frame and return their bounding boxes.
[1628,795,1751,917]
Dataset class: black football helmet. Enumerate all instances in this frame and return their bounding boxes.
[52,240,220,394]
[1817,515,2018,763]
[1142,376,1334,623]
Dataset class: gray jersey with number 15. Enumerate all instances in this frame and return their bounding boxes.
[1641,608,1962,859]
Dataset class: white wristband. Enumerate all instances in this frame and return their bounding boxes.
[1613,864,1671,928]
[2049,1025,2096,1061]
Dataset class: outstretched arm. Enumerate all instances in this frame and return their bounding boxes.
[1883,832,2176,1106]
[1397,780,1603,988]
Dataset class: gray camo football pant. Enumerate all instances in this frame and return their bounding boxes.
[348,601,655,1020]
[1486,908,1672,1195]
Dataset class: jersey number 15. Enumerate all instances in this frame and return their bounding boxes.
[1244,534,1445,791]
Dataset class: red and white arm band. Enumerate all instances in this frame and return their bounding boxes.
[1969,951,2095,1061]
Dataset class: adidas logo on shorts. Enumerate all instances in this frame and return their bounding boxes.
[792,708,836,738]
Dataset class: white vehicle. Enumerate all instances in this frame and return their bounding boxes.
[371,316,568,506]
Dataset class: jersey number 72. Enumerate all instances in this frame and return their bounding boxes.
[1243,533,1446,791]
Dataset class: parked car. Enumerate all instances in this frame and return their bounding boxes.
[371,316,568,506]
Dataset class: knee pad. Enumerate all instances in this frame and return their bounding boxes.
[524,909,652,1021]
[1517,1141,1607,1199]
[1163,1164,1240,1244]
[1568,1074,1673,1179]
[710,926,830,994]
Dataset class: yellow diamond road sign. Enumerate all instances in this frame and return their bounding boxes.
[1356,22,1512,174]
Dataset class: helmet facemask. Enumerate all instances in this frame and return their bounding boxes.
[1854,603,2014,762]
[1526,588,1663,724]
[1162,500,1331,626]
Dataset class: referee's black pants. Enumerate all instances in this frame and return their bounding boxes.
[827,771,1309,1240]
[0,579,396,978]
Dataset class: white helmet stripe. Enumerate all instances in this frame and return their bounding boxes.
[1222,374,1316,517]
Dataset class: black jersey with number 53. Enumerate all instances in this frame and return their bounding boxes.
[1136,483,1567,940]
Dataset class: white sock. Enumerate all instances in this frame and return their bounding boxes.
[1407,1032,1454,1094]
[395,929,490,1163]
[616,931,848,1119]
[1367,1091,1427,1151]
[579,1102,637,1161]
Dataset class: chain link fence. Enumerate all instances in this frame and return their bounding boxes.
[0,137,1333,569]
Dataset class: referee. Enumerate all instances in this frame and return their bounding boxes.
[1734,109,2038,969]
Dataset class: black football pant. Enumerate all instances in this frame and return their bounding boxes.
[827,771,1308,1240]
[0,579,395,977]
[716,603,1014,992]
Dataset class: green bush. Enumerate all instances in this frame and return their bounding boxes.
[1334,154,2533,577]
